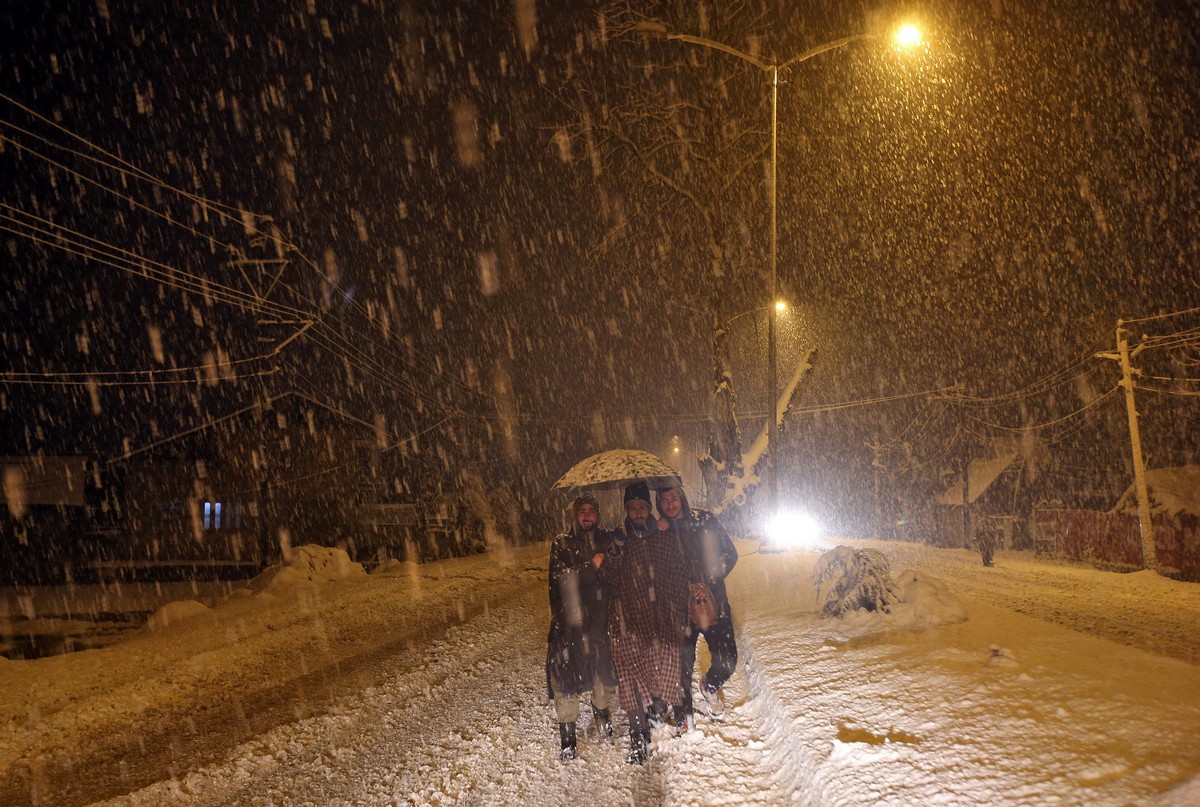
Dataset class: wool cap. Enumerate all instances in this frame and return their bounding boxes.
[623,481,651,507]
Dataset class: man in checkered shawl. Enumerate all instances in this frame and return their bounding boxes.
[596,480,690,764]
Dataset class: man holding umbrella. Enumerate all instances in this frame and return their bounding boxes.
[546,494,618,761]
[596,481,691,764]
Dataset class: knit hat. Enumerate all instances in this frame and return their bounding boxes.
[623,481,651,507]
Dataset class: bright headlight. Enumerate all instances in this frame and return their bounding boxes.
[767,511,822,547]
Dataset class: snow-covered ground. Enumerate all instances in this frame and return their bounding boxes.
[2,537,1199,806]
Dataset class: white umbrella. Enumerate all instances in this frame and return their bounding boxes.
[553,449,682,492]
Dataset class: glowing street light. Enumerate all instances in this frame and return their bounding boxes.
[894,24,922,49]
[659,22,924,523]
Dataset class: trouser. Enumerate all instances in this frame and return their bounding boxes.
[551,675,618,723]
[625,680,649,733]
[680,610,737,712]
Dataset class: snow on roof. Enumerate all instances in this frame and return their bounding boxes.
[936,451,1020,505]
[1112,465,1200,516]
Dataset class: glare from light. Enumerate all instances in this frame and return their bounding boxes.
[894,24,922,49]
[767,511,822,547]
[775,300,788,313]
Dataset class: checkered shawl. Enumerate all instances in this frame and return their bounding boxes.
[606,528,691,713]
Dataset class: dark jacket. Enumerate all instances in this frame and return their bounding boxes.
[659,486,738,618]
[545,524,617,698]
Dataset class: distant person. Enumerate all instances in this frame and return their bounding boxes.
[656,485,738,728]
[545,494,618,761]
[977,525,996,568]
[597,481,690,764]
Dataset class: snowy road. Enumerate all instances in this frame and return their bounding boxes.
[91,567,800,807]
[4,539,1199,806]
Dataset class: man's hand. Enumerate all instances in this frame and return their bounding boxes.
[657,517,670,533]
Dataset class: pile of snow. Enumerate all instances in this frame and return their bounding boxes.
[247,544,366,591]
[889,567,971,628]
[1112,465,1200,516]
[144,600,212,632]
[369,557,421,576]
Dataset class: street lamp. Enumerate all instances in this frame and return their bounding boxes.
[660,22,922,522]
[720,299,788,330]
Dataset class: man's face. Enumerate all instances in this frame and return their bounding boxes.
[575,502,599,531]
[658,489,683,519]
[625,499,651,527]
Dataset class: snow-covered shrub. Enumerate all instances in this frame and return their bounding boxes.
[812,546,897,617]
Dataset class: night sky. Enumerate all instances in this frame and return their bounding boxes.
[2,0,1198,529]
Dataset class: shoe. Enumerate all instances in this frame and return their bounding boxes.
[626,729,649,765]
[673,707,693,736]
[591,706,614,742]
[647,699,669,730]
[699,685,725,718]
[559,722,577,761]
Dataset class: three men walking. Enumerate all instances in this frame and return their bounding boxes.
[546,480,739,764]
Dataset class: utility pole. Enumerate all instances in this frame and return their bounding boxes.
[1098,322,1157,570]
[867,435,884,539]
[961,455,971,550]
[767,65,780,526]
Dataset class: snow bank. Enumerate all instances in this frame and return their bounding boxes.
[144,600,212,631]
[369,558,420,576]
[891,568,970,628]
[247,544,366,591]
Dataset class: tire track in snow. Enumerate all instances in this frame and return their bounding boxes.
[93,568,818,805]
[97,582,663,806]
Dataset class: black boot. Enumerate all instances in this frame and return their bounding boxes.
[591,706,614,742]
[648,698,669,730]
[673,706,693,736]
[626,728,649,765]
[559,722,577,761]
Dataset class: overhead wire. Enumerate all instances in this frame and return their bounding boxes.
[0,367,280,387]
[0,142,492,422]
[964,386,1120,433]
[0,94,265,218]
[2,100,518,412]
[1121,305,1200,325]
[0,207,307,319]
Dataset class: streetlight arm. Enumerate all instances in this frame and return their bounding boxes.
[665,32,872,73]
[777,34,870,71]
[721,305,772,329]
[666,33,773,71]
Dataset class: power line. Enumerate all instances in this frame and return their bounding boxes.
[4,102,510,411]
[1121,305,1200,325]
[964,386,1120,433]
[0,367,280,387]
[0,95,265,219]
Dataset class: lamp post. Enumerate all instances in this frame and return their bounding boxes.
[661,23,922,522]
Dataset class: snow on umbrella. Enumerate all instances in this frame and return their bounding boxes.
[552,449,682,492]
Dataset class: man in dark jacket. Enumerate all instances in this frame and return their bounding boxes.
[546,494,618,761]
[598,481,690,764]
[657,485,738,728]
